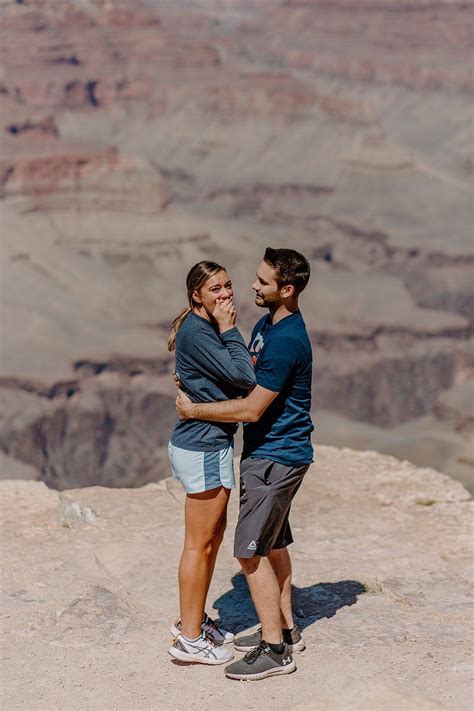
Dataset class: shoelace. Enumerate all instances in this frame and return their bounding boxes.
[174,631,218,649]
[203,631,218,647]
[243,643,266,664]
[204,615,219,632]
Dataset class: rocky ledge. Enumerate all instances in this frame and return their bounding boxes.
[1,446,472,710]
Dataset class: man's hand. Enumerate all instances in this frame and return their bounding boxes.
[212,297,236,333]
[176,389,194,420]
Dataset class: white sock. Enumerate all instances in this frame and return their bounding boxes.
[181,632,202,643]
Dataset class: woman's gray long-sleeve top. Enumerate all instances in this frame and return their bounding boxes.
[170,312,256,452]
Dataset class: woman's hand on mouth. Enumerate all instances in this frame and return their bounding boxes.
[213,297,236,332]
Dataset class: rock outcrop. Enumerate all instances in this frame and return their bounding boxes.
[0,373,176,490]
[1,447,472,710]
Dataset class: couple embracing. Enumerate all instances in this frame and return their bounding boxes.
[167,248,314,681]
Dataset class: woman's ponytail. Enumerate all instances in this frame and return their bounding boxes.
[167,307,192,352]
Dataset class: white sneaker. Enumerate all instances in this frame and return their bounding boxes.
[168,632,234,665]
[169,613,234,645]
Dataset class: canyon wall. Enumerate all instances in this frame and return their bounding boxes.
[1,0,472,489]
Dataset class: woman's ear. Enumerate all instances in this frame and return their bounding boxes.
[192,289,202,305]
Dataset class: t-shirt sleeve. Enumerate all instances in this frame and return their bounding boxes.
[255,337,298,392]
[182,326,256,389]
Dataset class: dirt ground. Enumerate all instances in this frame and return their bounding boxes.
[1,447,472,710]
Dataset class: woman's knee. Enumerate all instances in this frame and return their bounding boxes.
[184,527,223,554]
[184,539,212,556]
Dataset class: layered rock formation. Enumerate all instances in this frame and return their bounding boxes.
[1,448,472,709]
[1,0,473,489]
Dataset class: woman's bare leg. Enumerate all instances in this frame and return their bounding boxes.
[206,508,227,594]
[178,486,230,639]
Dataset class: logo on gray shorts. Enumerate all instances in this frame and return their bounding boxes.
[247,540,257,550]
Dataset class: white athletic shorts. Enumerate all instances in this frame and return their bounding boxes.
[168,442,235,494]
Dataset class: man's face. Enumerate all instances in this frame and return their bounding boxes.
[252,261,282,308]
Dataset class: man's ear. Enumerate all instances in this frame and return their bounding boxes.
[281,284,295,299]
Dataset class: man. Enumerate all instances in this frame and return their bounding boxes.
[176,247,314,680]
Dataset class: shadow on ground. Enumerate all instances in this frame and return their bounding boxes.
[213,573,365,633]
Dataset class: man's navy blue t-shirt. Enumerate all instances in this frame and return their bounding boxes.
[242,311,314,465]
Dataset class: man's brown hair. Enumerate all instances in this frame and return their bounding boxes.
[263,247,310,296]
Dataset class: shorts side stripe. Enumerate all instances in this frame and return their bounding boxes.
[204,450,220,490]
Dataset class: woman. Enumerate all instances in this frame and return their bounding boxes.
[167,261,256,665]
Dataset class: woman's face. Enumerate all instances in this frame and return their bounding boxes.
[193,269,233,316]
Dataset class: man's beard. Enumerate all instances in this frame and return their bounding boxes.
[255,292,281,308]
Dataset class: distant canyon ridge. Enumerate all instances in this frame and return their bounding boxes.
[1,0,473,490]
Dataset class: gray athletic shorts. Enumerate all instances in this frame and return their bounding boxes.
[234,457,310,559]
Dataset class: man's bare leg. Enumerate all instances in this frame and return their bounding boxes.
[238,556,282,645]
[268,547,294,629]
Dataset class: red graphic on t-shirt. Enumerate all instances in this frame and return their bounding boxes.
[249,332,264,365]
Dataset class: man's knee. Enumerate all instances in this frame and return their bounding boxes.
[238,555,262,575]
[268,546,289,562]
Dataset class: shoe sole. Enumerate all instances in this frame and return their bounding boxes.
[225,660,297,680]
[169,624,234,644]
[168,646,233,665]
[234,639,305,653]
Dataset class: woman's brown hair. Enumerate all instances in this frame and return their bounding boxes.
[167,260,226,351]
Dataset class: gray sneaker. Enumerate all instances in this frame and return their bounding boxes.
[234,625,305,653]
[225,641,296,680]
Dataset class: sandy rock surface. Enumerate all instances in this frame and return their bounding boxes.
[293,680,451,710]
[1,446,472,710]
